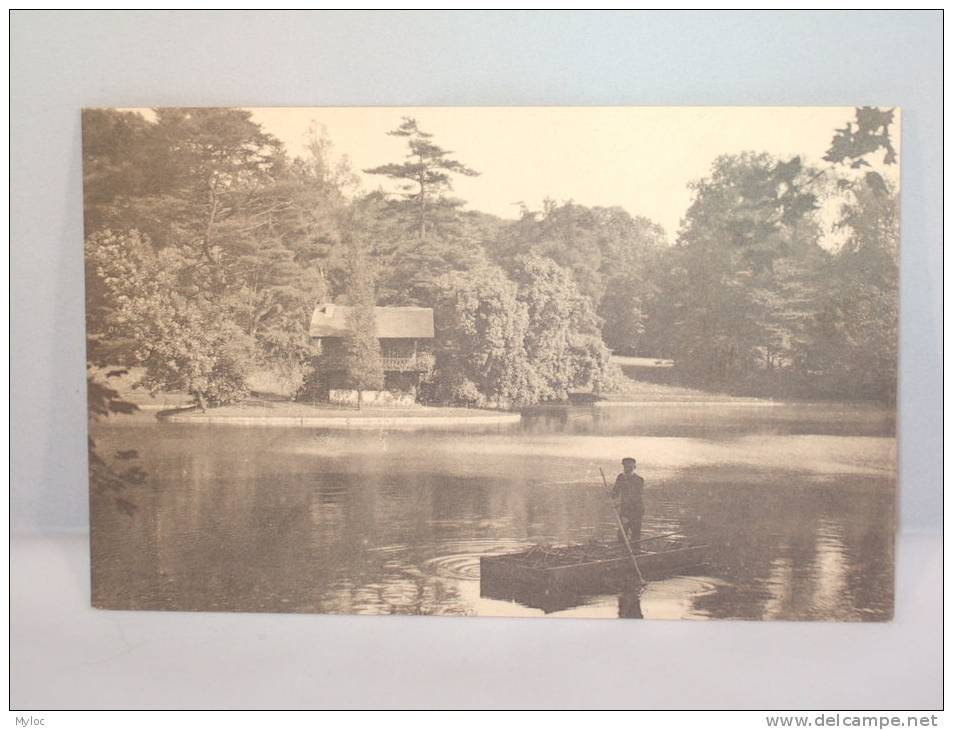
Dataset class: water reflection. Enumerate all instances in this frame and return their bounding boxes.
[618,589,643,619]
[90,402,895,620]
[522,401,895,438]
[812,520,850,617]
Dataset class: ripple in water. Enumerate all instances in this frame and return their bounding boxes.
[638,575,727,619]
[420,538,537,581]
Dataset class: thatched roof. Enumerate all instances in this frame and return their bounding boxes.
[309,304,435,339]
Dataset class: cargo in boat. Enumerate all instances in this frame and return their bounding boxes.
[479,541,708,611]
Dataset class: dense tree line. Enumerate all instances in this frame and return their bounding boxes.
[85,107,898,412]
[643,110,898,400]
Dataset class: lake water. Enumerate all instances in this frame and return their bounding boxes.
[90,401,896,620]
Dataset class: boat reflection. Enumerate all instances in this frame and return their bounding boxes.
[617,588,644,618]
[90,403,896,620]
[479,583,647,616]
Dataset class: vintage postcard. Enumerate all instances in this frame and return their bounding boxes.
[85,107,898,619]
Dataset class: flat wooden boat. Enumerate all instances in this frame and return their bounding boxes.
[480,541,708,610]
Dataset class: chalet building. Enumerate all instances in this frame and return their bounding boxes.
[309,304,435,403]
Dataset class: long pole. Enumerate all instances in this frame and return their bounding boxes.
[600,468,646,586]
[635,531,680,546]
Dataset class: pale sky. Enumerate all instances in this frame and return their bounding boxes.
[247,106,900,242]
[125,106,900,243]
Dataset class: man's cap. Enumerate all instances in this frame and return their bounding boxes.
[621,457,637,465]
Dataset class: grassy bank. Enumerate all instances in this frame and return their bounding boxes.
[161,398,510,419]
[610,357,893,405]
[155,394,522,428]
[607,376,757,402]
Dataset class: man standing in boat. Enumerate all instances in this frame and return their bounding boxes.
[612,457,644,548]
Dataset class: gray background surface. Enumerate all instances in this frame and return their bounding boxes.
[11,10,942,709]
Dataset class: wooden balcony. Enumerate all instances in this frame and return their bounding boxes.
[381,356,428,372]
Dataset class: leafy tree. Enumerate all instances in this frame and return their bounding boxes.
[511,255,618,401]
[83,108,287,259]
[489,201,666,351]
[566,331,620,395]
[642,106,898,399]
[352,192,494,307]
[340,245,384,406]
[646,152,826,385]
[86,230,256,409]
[82,105,900,409]
[430,265,530,406]
[492,201,607,303]
[429,257,619,406]
[150,108,285,257]
[82,109,159,235]
[213,122,357,388]
[805,185,899,400]
[598,270,649,355]
[87,368,145,516]
[84,111,358,400]
[218,171,334,387]
[824,107,898,169]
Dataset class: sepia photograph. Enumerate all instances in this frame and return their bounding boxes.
[84,105,899,621]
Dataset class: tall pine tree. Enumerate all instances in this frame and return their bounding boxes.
[364,117,479,241]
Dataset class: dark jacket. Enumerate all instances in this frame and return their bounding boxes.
[612,472,644,514]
